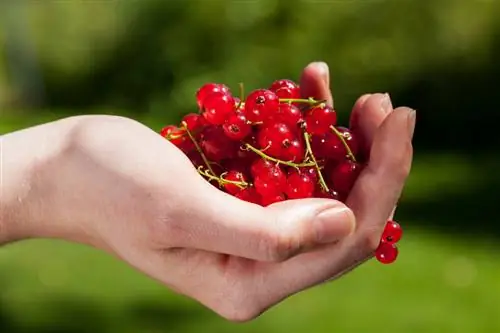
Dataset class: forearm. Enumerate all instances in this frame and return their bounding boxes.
[0,117,80,245]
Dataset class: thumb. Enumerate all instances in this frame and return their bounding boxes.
[169,181,356,262]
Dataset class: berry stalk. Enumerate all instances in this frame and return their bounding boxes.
[303,131,329,192]
[181,122,216,176]
[244,143,316,168]
[198,167,249,189]
[330,125,357,162]
[279,97,326,106]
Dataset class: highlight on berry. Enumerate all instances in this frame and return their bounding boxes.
[159,79,403,265]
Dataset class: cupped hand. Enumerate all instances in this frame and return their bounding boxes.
[26,62,414,321]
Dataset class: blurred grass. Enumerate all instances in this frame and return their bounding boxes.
[2,112,500,333]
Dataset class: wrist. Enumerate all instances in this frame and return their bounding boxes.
[0,116,84,245]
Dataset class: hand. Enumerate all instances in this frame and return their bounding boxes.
[1,62,414,322]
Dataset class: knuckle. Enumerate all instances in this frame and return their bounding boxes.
[262,230,301,262]
[211,287,263,322]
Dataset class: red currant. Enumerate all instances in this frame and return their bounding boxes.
[182,113,205,132]
[196,83,230,109]
[200,126,239,161]
[254,176,282,198]
[257,122,295,159]
[266,103,303,128]
[223,170,247,195]
[286,170,315,199]
[244,89,279,123]
[314,188,341,200]
[305,104,337,135]
[160,125,176,138]
[375,242,399,264]
[261,193,286,206]
[280,138,305,162]
[381,220,403,244]
[235,187,261,205]
[269,79,300,100]
[167,128,195,153]
[202,92,235,125]
[222,112,251,140]
[330,160,362,195]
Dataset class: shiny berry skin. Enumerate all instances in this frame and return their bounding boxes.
[299,166,318,184]
[269,79,300,100]
[311,127,359,161]
[266,103,303,128]
[182,113,205,132]
[196,83,230,109]
[286,170,315,199]
[199,126,239,161]
[244,89,279,122]
[223,112,251,140]
[375,242,399,264]
[160,125,177,138]
[257,122,295,159]
[223,170,247,195]
[330,160,362,194]
[280,138,305,162]
[202,92,235,125]
[254,177,282,198]
[235,187,261,205]
[305,104,337,135]
[314,188,340,200]
[261,193,286,206]
[250,159,275,178]
[381,220,403,244]
[167,128,195,153]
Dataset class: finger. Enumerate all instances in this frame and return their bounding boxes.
[299,62,333,106]
[350,93,393,159]
[259,107,415,299]
[166,178,355,262]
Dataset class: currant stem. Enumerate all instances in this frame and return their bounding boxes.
[198,167,248,189]
[279,97,326,106]
[237,82,245,109]
[303,131,330,192]
[181,122,216,176]
[330,126,357,162]
[244,143,316,168]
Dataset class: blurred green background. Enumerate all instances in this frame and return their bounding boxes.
[1,0,499,332]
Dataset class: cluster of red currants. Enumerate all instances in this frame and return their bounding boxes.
[160,79,401,264]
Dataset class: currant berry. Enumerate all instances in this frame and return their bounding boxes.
[261,193,286,207]
[196,83,230,109]
[381,220,403,244]
[222,170,247,195]
[182,113,205,132]
[222,112,251,140]
[266,103,303,128]
[202,92,235,125]
[314,188,341,200]
[199,126,239,161]
[375,242,399,264]
[244,89,279,123]
[257,122,295,159]
[330,160,362,195]
[269,79,300,100]
[187,151,204,168]
[254,177,282,198]
[311,127,359,161]
[160,125,177,138]
[235,187,261,205]
[299,166,318,184]
[305,104,337,135]
[286,170,315,199]
[280,138,305,162]
[167,128,195,153]
[250,158,275,178]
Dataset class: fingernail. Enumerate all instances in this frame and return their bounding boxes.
[314,207,355,244]
[312,61,329,85]
[381,93,393,114]
[408,109,416,139]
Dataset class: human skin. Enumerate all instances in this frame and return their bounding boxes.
[0,62,415,321]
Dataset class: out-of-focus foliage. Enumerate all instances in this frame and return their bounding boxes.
[1,0,500,152]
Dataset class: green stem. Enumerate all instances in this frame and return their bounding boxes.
[182,122,216,176]
[197,167,249,189]
[303,131,329,192]
[279,97,326,105]
[330,126,357,162]
[244,143,316,168]
[237,82,245,110]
